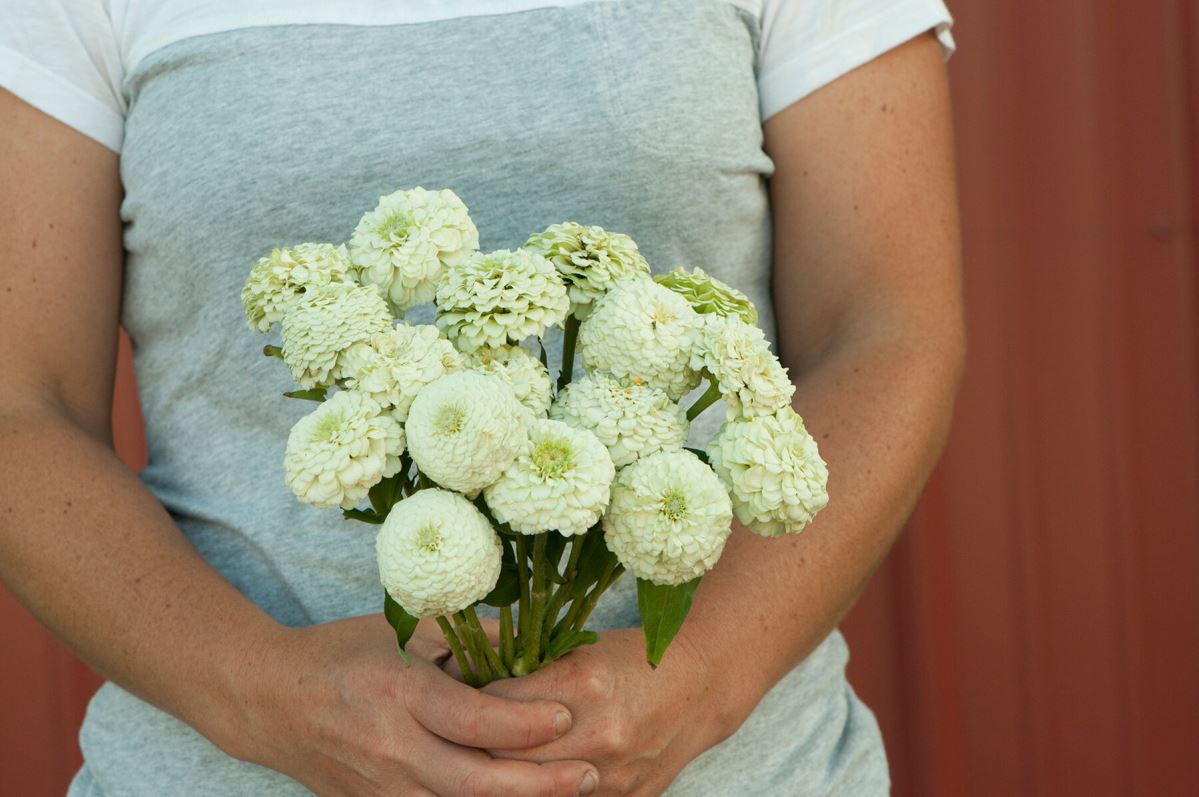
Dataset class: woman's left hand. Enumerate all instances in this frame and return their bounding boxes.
[478,628,737,796]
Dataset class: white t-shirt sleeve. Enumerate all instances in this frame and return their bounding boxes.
[757,0,957,120]
[0,0,125,151]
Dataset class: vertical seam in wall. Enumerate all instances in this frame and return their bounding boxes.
[1181,0,1199,404]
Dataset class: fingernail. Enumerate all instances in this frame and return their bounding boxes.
[553,711,572,736]
[578,770,598,795]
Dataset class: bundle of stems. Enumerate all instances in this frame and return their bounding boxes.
[348,315,711,684]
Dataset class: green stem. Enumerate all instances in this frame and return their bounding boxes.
[454,612,494,684]
[686,378,722,422]
[464,607,509,679]
[570,562,625,633]
[550,552,617,639]
[436,616,478,688]
[542,536,584,647]
[499,605,515,672]
[518,533,550,674]
[556,315,581,392]
[515,536,531,657]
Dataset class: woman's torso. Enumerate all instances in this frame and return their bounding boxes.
[74,2,887,794]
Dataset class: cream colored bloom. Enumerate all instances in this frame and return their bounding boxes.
[602,450,732,586]
[243,243,354,332]
[654,266,758,325]
[350,187,479,314]
[691,315,795,419]
[281,283,393,388]
[577,280,702,400]
[284,390,405,510]
[549,372,688,467]
[435,249,569,353]
[465,345,553,417]
[523,222,651,314]
[376,489,503,618]
[484,419,614,536]
[706,406,829,537]
[405,371,529,496]
[340,324,465,423]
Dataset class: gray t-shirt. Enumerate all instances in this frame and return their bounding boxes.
[0,0,963,792]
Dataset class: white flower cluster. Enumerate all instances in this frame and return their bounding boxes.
[280,283,393,388]
[376,489,502,617]
[485,419,615,536]
[524,222,650,313]
[246,188,830,620]
[550,372,687,467]
[577,280,702,401]
[284,390,405,509]
[692,315,795,419]
[405,371,530,496]
[707,406,829,537]
[340,324,465,422]
[465,345,553,418]
[603,450,732,585]
[351,187,479,314]
[243,243,354,332]
[435,248,569,353]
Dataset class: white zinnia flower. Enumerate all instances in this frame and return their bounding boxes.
[242,243,354,332]
[465,345,553,417]
[484,419,615,536]
[706,406,829,537]
[691,315,795,419]
[435,249,569,353]
[523,222,651,315]
[405,371,529,496]
[602,450,733,586]
[340,324,465,423]
[350,187,480,314]
[577,279,702,400]
[376,489,503,618]
[281,283,393,388]
[653,266,758,325]
[284,390,405,510]
[549,372,688,467]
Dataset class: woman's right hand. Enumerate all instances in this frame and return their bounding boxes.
[220,614,599,797]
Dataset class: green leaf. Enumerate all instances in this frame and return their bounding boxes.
[683,447,710,465]
[342,507,384,524]
[636,576,702,669]
[368,472,404,516]
[482,538,522,608]
[569,526,613,598]
[283,387,327,402]
[545,629,600,661]
[383,591,419,664]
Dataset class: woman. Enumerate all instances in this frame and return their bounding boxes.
[0,1,964,794]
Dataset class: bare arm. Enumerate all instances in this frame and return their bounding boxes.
[684,29,966,730]
[0,91,597,797]
[0,91,280,738]
[479,32,965,796]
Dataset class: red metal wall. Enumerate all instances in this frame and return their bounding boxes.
[2,1,1197,794]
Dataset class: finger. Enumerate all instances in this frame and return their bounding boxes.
[403,787,438,797]
[481,656,590,707]
[442,654,468,683]
[407,666,574,750]
[417,741,599,797]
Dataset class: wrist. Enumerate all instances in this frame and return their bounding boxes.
[673,624,765,746]
[190,614,295,762]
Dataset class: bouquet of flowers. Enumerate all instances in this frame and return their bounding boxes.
[242,187,828,685]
